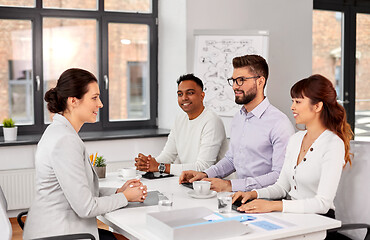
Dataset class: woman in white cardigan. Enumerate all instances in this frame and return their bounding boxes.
[23,68,147,240]
[232,74,352,217]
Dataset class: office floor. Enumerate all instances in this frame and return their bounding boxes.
[10,217,109,240]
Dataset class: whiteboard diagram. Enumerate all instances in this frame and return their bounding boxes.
[194,31,269,117]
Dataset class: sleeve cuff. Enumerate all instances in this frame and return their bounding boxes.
[282,199,304,213]
[204,167,217,178]
[254,188,270,199]
[230,177,259,192]
[230,179,246,192]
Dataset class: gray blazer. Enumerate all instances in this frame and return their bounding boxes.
[23,114,128,240]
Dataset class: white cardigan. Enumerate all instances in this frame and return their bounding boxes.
[255,130,345,214]
[23,114,128,240]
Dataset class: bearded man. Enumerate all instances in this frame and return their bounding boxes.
[180,55,294,192]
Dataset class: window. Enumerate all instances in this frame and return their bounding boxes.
[0,19,34,125]
[0,0,158,135]
[312,10,343,100]
[313,0,370,141]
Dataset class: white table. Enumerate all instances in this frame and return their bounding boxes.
[98,173,341,240]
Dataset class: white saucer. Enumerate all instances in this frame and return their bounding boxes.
[188,190,217,199]
[117,174,142,181]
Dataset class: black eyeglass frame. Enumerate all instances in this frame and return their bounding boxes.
[227,76,261,86]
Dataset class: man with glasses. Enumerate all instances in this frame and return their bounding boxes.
[180,55,294,192]
[135,74,227,176]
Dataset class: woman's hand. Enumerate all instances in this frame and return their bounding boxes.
[116,179,142,193]
[232,191,257,204]
[237,199,283,213]
[122,184,148,202]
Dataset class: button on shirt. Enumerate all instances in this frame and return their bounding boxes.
[204,98,295,192]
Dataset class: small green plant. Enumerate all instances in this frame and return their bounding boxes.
[2,118,15,128]
[95,155,106,167]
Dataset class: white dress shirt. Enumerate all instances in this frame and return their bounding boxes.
[256,130,345,214]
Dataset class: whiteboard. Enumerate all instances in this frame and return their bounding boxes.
[194,30,269,118]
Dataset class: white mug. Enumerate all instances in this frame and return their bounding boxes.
[119,168,136,179]
[193,181,211,195]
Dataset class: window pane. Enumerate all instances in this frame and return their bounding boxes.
[355,13,370,141]
[108,23,149,121]
[105,0,151,13]
[0,20,34,125]
[312,10,343,100]
[43,0,97,10]
[43,18,97,123]
[0,0,34,7]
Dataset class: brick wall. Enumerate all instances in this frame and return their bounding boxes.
[313,10,370,111]
[0,0,150,123]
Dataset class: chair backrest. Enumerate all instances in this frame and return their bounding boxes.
[334,141,370,240]
[0,185,12,240]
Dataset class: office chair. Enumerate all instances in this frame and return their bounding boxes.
[0,185,12,240]
[17,211,96,240]
[327,141,370,240]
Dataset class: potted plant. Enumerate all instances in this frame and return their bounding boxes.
[2,118,17,142]
[93,155,107,178]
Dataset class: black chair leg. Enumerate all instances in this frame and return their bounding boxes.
[17,210,28,230]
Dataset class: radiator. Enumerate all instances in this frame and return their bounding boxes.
[0,169,35,210]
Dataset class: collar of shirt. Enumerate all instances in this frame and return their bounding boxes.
[239,97,270,119]
[53,113,78,134]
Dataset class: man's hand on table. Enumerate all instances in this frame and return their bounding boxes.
[203,178,232,192]
[134,153,159,172]
[179,170,207,184]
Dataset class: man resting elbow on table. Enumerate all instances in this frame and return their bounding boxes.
[135,74,227,176]
[231,75,353,224]
[179,55,295,193]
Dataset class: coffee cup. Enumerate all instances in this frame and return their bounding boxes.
[192,181,211,195]
[119,168,136,179]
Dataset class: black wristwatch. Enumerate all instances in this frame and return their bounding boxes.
[158,163,166,174]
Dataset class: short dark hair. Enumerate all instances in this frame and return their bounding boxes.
[44,68,98,113]
[176,73,204,90]
[232,54,269,89]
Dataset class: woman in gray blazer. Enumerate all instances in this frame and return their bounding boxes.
[23,68,147,240]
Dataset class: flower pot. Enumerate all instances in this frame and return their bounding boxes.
[3,127,17,142]
[94,166,106,178]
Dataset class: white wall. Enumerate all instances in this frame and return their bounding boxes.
[157,0,187,129]
[184,0,312,127]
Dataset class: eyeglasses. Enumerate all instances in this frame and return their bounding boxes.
[227,76,260,86]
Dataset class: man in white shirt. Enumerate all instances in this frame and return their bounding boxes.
[135,74,227,175]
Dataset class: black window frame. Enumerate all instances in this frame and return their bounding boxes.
[0,0,158,135]
[314,0,370,132]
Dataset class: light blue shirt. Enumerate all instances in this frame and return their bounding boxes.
[204,98,295,192]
